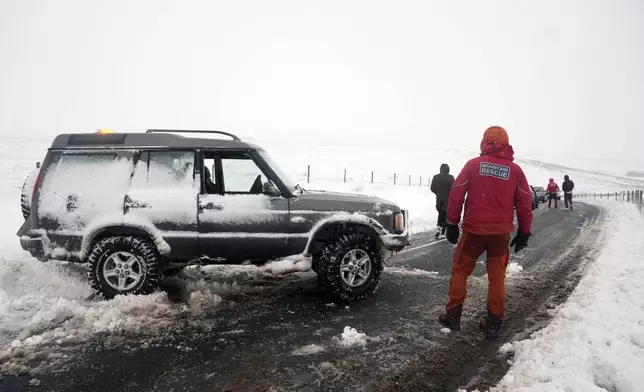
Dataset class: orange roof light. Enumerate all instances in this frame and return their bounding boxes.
[96,128,115,134]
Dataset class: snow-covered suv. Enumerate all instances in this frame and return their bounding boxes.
[17,129,410,301]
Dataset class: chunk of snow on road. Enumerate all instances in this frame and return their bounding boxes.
[384,267,440,277]
[489,202,644,392]
[440,328,451,335]
[499,343,515,354]
[335,326,368,348]
[292,344,326,356]
[506,263,523,275]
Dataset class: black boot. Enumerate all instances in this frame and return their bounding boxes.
[438,305,462,331]
[479,309,503,339]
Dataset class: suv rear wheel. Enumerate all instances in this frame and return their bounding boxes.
[87,236,162,299]
[318,232,383,301]
[20,168,39,220]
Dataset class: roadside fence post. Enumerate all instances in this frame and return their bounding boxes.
[307,165,310,183]
[408,175,411,186]
[394,173,397,185]
[371,171,374,184]
[344,169,347,183]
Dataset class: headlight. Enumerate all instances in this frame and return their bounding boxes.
[393,212,405,233]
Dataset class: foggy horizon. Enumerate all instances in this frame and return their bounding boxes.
[1,0,643,174]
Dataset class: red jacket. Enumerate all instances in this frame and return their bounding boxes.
[447,144,533,235]
[546,182,559,194]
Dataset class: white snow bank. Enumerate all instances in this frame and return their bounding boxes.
[335,326,369,348]
[483,201,644,392]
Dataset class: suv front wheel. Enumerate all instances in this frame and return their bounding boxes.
[318,232,383,301]
[87,236,162,299]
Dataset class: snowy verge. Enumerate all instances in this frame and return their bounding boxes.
[476,201,644,392]
[0,254,314,376]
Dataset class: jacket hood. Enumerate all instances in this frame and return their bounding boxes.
[479,141,515,161]
[440,163,450,174]
[564,175,570,181]
[549,178,554,183]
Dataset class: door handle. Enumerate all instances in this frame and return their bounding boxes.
[124,195,150,210]
[200,202,223,211]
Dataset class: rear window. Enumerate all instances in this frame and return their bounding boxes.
[534,187,545,191]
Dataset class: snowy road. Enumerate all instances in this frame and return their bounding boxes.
[0,203,604,392]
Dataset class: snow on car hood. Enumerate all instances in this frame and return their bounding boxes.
[294,189,401,214]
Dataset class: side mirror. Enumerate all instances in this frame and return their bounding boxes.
[262,182,281,197]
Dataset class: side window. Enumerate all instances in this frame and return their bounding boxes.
[131,151,196,189]
[221,154,272,194]
[203,156,218,194]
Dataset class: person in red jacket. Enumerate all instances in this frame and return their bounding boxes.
[546,178,560,209]
[438,126,534,339]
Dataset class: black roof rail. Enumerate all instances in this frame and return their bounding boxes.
[145,129,241,141]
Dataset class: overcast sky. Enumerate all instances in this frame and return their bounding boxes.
[1,0,642,172]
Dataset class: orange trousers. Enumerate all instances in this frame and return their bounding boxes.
[446,231,510,318]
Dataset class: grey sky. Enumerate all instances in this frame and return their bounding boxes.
[1,0,642,172]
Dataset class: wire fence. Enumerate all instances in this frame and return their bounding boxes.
[302,165,436,187]
[577,190,644,212]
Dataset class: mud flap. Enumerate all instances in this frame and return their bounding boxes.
[16,218,31,236]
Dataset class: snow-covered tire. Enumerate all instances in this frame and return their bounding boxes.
[318,232,383,301]
[87,236,162,300]
[20,168,39,220]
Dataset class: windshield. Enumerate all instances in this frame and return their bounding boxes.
[256,150,297,192]
[534,187,545,191]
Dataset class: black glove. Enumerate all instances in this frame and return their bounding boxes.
[510,232,530,253]
[445,224,460,245]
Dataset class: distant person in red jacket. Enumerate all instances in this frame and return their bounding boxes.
[546,178,560,209]
[438,126,534,339]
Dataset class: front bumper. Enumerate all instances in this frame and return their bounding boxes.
[381,231,410,251]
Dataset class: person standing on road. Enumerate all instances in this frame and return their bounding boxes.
[562,175,575,210]
[547,178,560,209]
[438,126,534,339]
[430,163,455,239]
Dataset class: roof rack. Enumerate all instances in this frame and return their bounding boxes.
[146,129,241,141]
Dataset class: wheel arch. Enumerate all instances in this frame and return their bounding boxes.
[303,214,386,257]
[80,223,170,261]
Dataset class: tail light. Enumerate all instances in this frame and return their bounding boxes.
[393,212,404,233]
[31,169,41,201]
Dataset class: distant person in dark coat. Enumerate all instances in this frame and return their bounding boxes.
[430,163,455,238]
[562,175,575,210]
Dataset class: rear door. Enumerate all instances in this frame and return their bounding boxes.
[126,150,199,261]
[197,150,290,262]
[34,150,134,252]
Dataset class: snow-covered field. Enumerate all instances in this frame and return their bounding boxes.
[468,201,644,392]
[1,135,644,381]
